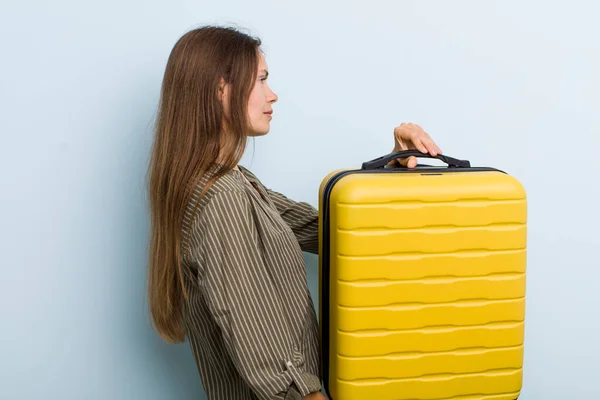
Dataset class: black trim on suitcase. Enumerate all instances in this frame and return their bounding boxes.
[320,156,505,399]
[361,150,472,170]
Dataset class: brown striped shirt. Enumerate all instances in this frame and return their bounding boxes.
[180,164,321,400]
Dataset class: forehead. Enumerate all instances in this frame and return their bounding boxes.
[257,52,268,70]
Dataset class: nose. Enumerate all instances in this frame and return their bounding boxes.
[267,85,278,104]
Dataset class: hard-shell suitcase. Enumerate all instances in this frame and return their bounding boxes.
[318,150,527,400]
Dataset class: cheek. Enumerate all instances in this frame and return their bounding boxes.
[249,88,265,113]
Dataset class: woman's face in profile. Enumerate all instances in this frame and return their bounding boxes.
[246,52,278,136]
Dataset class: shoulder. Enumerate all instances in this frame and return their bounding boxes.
[238,164,260,181]
[181,168,250,259]
[186,166,244,212]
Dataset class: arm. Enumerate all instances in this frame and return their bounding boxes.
[189,190,322,399]
[265,188,319,255]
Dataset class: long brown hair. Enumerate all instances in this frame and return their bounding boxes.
[147,26,262,343]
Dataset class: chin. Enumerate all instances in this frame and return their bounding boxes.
[248,125,270,137]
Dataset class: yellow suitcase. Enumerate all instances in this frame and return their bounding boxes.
[318,150,527,400]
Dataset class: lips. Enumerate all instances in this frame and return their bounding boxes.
[264,111,273,115]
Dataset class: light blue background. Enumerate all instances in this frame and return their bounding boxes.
[1,0,599,398]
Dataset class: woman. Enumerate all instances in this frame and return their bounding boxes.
[147,26,442,400]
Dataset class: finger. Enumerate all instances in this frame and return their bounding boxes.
[409,125,437,155]
[399,156,417,168]
[412,136,429,154]
[407,156,418,168]
[419,129,442,155]
[420,134,439,156]
[393,136,409,166]
[394,131,409,151]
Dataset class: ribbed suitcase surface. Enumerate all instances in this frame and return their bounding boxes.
[318,152,527,400]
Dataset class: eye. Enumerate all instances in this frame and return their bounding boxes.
[260,77,267,83]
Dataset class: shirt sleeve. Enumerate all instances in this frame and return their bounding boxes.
[265,188,319,254]
[189,189,322,400]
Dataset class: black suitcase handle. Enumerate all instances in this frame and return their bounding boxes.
[361,150,471,170]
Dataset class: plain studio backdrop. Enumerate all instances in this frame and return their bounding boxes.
[1,0,599,399]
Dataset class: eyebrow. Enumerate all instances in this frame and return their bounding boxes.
[259,69,269,77]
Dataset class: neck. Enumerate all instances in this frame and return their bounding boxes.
[215,129,244,169]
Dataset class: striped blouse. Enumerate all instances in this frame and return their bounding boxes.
[180,164,322,400]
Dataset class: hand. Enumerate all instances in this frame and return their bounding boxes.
[302,392,328,400]
[389,122,443,169]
